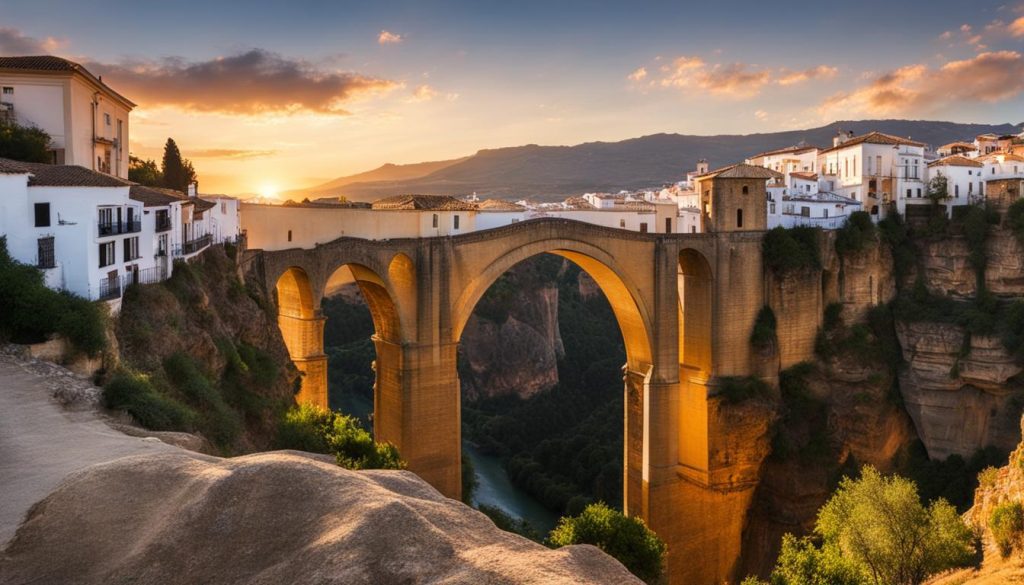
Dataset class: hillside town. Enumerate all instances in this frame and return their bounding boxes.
[1,55,1023,302]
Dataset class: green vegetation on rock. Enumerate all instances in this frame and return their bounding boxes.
[549,502,666,584]
[0,237,107,357]
[989,501,1024,558]
[763,226,821,275]
[275,403,403,470]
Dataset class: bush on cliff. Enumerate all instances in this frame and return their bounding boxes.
[102,370,197,431]
[989,501,1024,558]
[549,502,666,584]
[750,306,778,352]
[276,403,404,470]
[835,211,876,258]
[763,226,821,275]
[752,467,974,585]
[0,237,107,357]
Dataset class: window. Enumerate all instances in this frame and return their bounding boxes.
[969,182,973,195]
[916,188,922,198]
[955,184,960,197]
[432,214,438,228]
[1,86,12,96]
[619,218,626,228]
[104,113,111,126]
[37,236,54,269]
[639,222,648,233]
[665,217,672,233]
[454,215,460,229]
[99,241,115,267]
[876,155,882,176]
[770,203,776,214]
[691,226,696,233]
[736,208,744,228]
[741,185,749,194]
[33,202,50,227]
[123,237,139,261]
[906,188,912,198]
[287,230,292,242]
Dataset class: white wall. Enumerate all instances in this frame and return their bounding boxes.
[0,77,66,150]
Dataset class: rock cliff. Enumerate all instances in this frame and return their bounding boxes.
[0,452,640,585]
[897,321,1023,459]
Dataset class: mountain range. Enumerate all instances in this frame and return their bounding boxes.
[281,120,1023,203]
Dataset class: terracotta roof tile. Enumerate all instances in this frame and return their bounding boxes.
[749,145,819,159]
[0,158,130,187]
[819,131,925,154]
[0,56,136,107]
[371,194,476,211]
[789,172,819,181]
[696,163,784,180]
[477,199,525,211]
[129,185,189,206]
[928,155,984,168]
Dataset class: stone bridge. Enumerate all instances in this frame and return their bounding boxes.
[239,165,786,584]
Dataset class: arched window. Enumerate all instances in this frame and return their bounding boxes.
[741,185,749,195]
[736,208,744,228]
[287,229,292,242]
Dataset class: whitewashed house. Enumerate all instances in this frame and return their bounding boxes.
[979,152,1024,181]
[926,156,985,214]
[0,56,134,178]
[817,131,927,218]
[0,158,158,300]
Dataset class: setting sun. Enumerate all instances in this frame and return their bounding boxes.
[259,184,279,199]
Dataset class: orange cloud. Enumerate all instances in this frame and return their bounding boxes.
[777,65,838,86]
[378,30,403,44]
[187,148,277,159]
[1011,16,1024,37]
[627,66,647,82]
[657,56,770,98]
[88,50,399,116]
[819,51,1024,116]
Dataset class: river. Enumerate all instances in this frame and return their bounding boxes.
[330,390,558,535]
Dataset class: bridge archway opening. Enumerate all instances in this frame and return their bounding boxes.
[677,248,714,476]
[273,262,404,413]
[456,247,653,522]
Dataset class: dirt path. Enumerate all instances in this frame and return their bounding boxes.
[0,353,181,547]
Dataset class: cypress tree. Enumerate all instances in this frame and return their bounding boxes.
[160,138,197,193]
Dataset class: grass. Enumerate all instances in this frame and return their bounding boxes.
[102,370,197,431]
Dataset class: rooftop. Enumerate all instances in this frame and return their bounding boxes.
[129,185,189,207]
[477,199,526,211]
[819,131,926,154]
[0,158,130,187]
[749,144,819,159]
[0,55,136,108]
[785,191,861,205]
[696,163,784,180]
[928,155,983,168]
[789,171,819,181]
[371,194,477,211]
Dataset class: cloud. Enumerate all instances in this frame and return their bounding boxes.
[777,65,838,86]
[186,148,277,159]
[1011,16,1024,36]
[87,49,399,115]
[627,67,647,82]
[819,51,1024,116]
[378,30,403,44]
[411,84,438,101]
[655,56,771,98]
[754,110,768,120]
[0,27,64,54]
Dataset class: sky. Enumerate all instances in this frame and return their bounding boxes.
[1,0,1023,195]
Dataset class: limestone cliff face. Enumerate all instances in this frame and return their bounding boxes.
[740,346,918,577]
[459,260,567,401]
[897,321,1023,459]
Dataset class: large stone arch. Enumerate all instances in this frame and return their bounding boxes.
[274,266,327,407]
[452,238,655,370]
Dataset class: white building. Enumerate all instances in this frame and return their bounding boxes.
[926,156,985,214]
[0,56,135,178]
[746,145,818,177]
[769,191,862,229]
[978,152,1024,181]
[817,131,927,218]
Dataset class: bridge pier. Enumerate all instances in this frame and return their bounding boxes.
[278,312,328,408]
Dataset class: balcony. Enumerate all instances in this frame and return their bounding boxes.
[97,266,169,301]
[155,215,172,233]
[176,234,212,257]
[98,220,141,236]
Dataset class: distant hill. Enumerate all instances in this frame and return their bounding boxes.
[281,157,468,200]
[289,120,1022,203]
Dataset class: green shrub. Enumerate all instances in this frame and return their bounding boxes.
[878,213,916,289]
[768,533,865,585]
[102,370,196,431]
[977,466,1000,489]
[835,211,876,258]
[717,376,772,403]
[549,502,666,584]
[163,352,242,446]
[0,237,107,356]
[276,403,404,470]
[763,226,821,275]
[990,501,1024,558]
[750,306,777,351]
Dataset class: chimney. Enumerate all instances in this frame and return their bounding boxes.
[187,182,197,198]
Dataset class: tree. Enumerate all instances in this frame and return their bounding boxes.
[129,155,163,186]
[814,466,973,585]
[0,119,52,163]
[926,174,949,204]
[548,502,665,584]
[160,138,198,193]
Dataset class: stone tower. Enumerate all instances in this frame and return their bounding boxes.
[695,163,780,233]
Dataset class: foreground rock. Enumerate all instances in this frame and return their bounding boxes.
[0,452,639,585]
